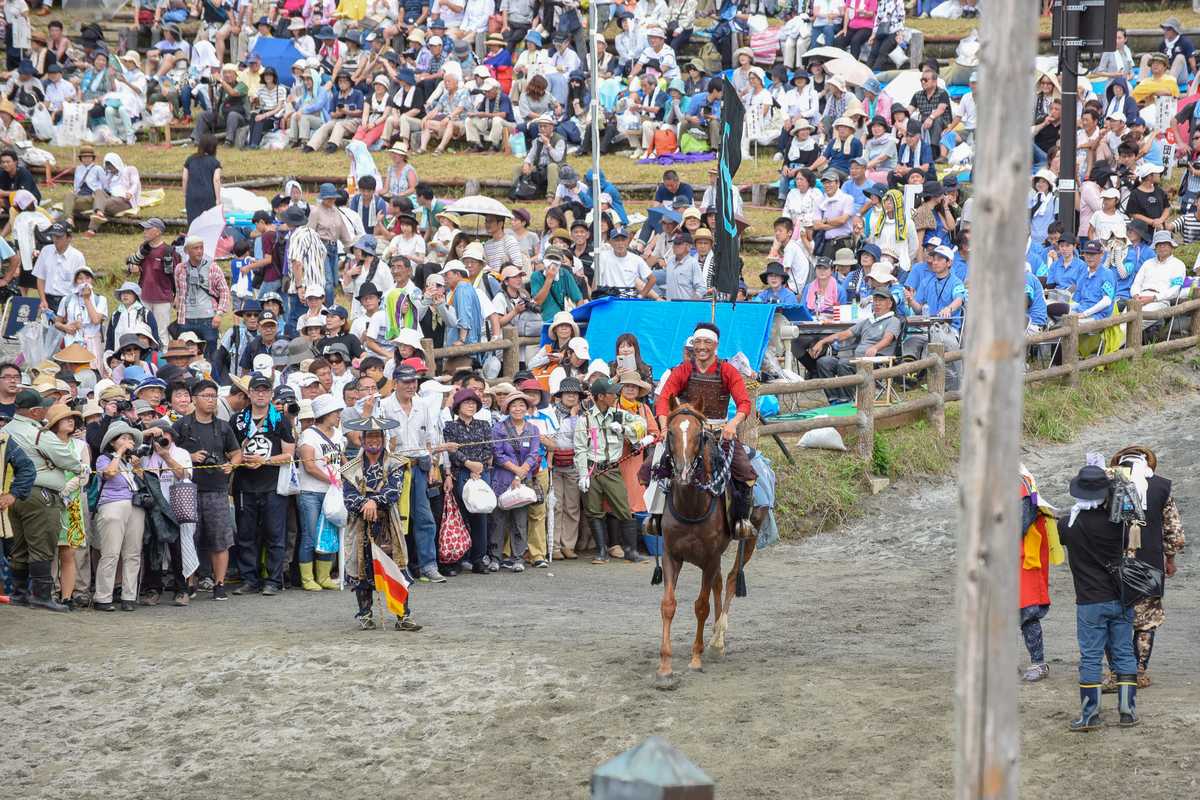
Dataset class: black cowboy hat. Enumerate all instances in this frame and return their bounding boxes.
[758,261,787,283]
[1069,465,1111,502]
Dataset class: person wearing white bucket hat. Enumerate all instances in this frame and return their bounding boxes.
[295,393,346,591]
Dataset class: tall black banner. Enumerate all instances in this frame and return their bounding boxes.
[713,77,745,299]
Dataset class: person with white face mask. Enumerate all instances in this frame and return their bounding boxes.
[53,265,108,372]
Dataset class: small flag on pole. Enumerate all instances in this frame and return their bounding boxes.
[371,543,410,617]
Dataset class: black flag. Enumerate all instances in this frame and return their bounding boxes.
[712,77,745,299]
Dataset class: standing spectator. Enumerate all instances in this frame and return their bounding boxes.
[2,390,69,610]
[125,218,179,337]
[182,135,223,224]
[662,231,705,300]
[548,377,586,558]
[173,236,231,361]
[443,387,494,573]
[296,393,345,590]
[173,379,242,601]
[308,182,354,305]
[231,372,295,596]
[490,391,540,571]
[138,421,194,607]
[32,223,85,316]
[92,422,146,612]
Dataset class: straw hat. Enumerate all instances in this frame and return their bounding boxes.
[53,343,95,365]
[1110,445,1157,472]
[616,370,651,393]
[100,421,143,453]
[498,391,535,413]
[44,404,83,432]
[549,310,580,338]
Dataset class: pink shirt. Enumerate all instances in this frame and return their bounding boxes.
[847,0,878,30]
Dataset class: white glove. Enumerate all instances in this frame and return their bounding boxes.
[607,421,624,434]
[638,435,656,448]
[577,475,590,493]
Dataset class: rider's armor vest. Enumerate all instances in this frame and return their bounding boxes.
[684,359,731,421]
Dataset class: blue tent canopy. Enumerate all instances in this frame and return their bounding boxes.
[549,298,781,378]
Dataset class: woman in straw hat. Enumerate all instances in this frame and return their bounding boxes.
[489,390,542,571]
[615,370,658,542]
[44,404,90,608]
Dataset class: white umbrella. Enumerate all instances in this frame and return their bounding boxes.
[882,70,947,102]
[447,195,512,219]
[824,58,875,88]
[800,45,854,62]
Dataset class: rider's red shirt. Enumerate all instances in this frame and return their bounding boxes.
[654,359,751,418]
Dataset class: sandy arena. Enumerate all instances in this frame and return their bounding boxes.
[3,395,1199,800]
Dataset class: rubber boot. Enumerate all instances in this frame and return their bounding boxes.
[589,518,609,564]
[314,559,339,590]
[28,562,69,612]
[1068,685,1103,732]
[622,518,644,563]
[298,562,322,591]
[1116,674,1139,727]
[9,567,29,606]
[730,480,756,540]
[606,517,623,559]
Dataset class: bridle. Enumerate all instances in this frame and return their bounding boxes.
[662,405,733,526]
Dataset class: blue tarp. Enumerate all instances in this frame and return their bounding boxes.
[250,39,305,87]
[550,298,778,378]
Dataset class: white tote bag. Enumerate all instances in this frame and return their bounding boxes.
[462,477,498,514]
[323,481,348,527]
[497,484,537,510]
[276,460,301,496]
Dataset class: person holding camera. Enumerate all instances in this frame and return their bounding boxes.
[92,422,148,612]
[231,372,295,596]
[1058,464,1141,730]
[139,420,195,606]
[173,379,242,601]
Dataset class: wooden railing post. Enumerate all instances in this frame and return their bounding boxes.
[1191,295,1200,339]
[740,382,761,447]
[927,342,946,437]
[1127,298,1143,361]
[1063,314,1080,386]
[501,326,520,378]
[420,337,436,376]
[854,360,875,464]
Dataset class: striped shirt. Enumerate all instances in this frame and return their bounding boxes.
[1170,213,1200,244]
[286,226,327,295]
[483,233,527,272]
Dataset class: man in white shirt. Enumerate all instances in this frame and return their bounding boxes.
[1130,230,1186,316]
[630,27,680,81]
[550,32,581,74]
[42,64,77,117]
[33,223,87,314]
[594,227,658,298]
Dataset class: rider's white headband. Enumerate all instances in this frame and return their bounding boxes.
[691,329,719,344]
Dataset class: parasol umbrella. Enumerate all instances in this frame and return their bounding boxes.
[447,195,513,219]
[882,70,947,102]
[824,57,876,88]
[800,45,854,62]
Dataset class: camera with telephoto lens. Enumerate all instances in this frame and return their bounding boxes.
[133,443,154,459]
[114,399,132,414]
[1108,468,1146,526]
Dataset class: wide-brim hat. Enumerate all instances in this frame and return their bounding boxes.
[343,415,401,433]
[392,327,425,352]
[53,342,95,364]
[485,33,505,47]
[616,370,651,392]
[1069,465,1111,501]
[1110,445,1157,473]
[498,391,536,413]
[549,310,579,338]
[278,338,313,367]
[389,141,409,157]
[44,404,83,432]
[759,261,788,283]
[100,420,144,453]
[553,376,585,397]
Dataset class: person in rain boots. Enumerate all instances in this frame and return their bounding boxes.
[341,415,421,632]
[574,378,649,565]
[1101,446,1185,692]
[1018,464,1063,683]
[1058,465,1140,730]
[0,422,39,602]
[3,391,82,612]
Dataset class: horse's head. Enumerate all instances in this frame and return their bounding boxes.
[667,404,708,485]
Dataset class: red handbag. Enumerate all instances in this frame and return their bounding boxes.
[438,491,472,564]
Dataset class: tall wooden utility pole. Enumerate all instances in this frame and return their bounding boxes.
[954,2,1036,798]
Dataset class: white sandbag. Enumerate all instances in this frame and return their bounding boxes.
[220,187,271,214]
[799,427,847,451]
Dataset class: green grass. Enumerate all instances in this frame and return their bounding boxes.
[768,354,1193,539]
[909,6,1200,39]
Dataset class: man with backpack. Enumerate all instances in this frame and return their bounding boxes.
[511,115,564,199]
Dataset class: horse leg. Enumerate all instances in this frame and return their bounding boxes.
[708,567,727,658]
[655,556,680,690]
[714,540,755,656]
[689,565,715,672]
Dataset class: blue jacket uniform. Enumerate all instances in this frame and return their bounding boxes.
[915,272,967,330]
[1072,266,1117,320]
[1025,271,1048,327]
[1115,242,1152,300]
[1039,252,1086,291]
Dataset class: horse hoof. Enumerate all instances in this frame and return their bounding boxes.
[708,642,725,659]
[689,664,705,673]
[654,672,679,691]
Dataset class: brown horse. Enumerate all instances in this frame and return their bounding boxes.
[654,403,755,689]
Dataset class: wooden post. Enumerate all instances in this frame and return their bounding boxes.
[501,326,520,378]
[1191,295,1200,339]
[854,361,874,464]
[927,342,946,437]
[420,337,436,376]
[740,382,761,447]
[1127,298,1143,361]
[1062,314,1080,387]
[953,2,1035,798]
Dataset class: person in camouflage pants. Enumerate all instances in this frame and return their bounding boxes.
[1104,446,1186,691]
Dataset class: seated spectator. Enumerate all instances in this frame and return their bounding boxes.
[807,289,902,403]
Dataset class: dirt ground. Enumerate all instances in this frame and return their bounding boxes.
[3,395,1200,800]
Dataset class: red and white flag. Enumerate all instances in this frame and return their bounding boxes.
[371,543,410,617]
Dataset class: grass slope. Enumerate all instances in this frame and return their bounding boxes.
[766,354,1194,538]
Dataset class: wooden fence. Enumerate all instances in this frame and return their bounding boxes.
[739,297,1200,463]
[418,328,541,381]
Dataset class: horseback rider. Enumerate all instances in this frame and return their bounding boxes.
[654,322,757,538]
